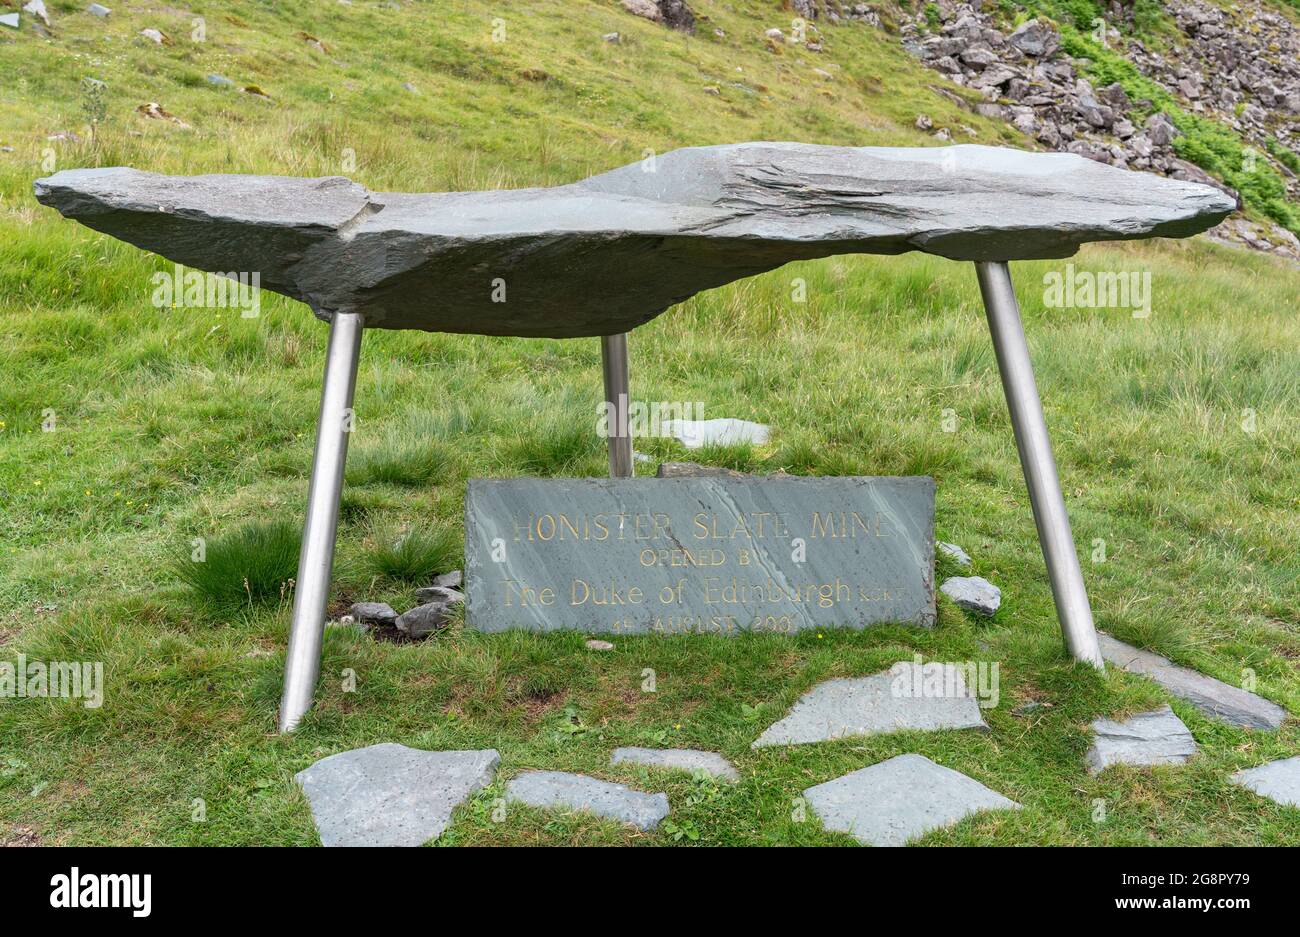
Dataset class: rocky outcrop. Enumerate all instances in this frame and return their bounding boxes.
[897,0,1300,262]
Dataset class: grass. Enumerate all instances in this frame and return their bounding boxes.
[363,523,462,584]
[171,520,301,609]
[0,0,1298,846]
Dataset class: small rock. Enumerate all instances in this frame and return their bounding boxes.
[661,417,770,449]
[401,81,419,94]
[395,591,463,638]
[1008,19,1060,58]
[915,113,934,131]
[506,770,669,831]
[24,0,49,26]
[936,541,971,565]
[140,28,166,44]
[804,754,1020,847]
[611,747,739,782]
[933,129,952,141]
[656,461,746,478]
[1232,757,1300,808]
[1085,705,1197,774]
[0,12,18,28]
[415,575,462,600]
[87,3,110,17]
[941,576,1000,616]
[432,570,463,590]
[585,639,615,651]
[1145,113,1180,147]
[136,103,189,128]
[603,31,621,43]
[349,602,397,628]
[702,85,721,95]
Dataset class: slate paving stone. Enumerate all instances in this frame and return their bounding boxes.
[661,417,771,449]
[295,744,499,847]
[1098,633,1287,730]
[1085,704,1197,774]
[506,770,670,831]
[610,747,740,782]
[804,754,1020,846]
[940,575,1001,616]
[1232,756,1300,808]
[752,662,988,748]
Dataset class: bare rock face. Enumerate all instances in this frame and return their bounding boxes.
[34,143,1232,338]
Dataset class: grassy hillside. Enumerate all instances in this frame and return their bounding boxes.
[1,0,1298,845]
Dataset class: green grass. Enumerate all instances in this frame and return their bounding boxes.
[363,524,462,584]
[171,520,301,609]
[0,0,1298,846]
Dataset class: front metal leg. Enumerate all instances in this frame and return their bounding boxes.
[279,312,365,732]
[601,333,634,478]
[974,262,1103,668]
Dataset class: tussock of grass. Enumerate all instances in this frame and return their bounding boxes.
[172,521,301,608]
[363,524,461,584]
[346,438,451,488]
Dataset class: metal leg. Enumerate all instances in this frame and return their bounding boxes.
[279,312,365,732]
[974,262,1103,668]
[601,333,634,478]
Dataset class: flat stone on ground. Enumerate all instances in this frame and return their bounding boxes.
[1232,757,1300,808]
[940,575,1001,616]
[1085,704,1197,774]
[936,541,972,565]
[611,747,740,782]
[752,662,987,748]
[506,770,669,831]
[661,417,770,449]
[804,754,1020,846]
[1098,634,1287,730]
[295,743,499,847]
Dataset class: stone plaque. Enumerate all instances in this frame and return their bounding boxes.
[464,476,934,635]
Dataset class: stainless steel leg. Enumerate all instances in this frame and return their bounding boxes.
[974,262,1103,668]
[279,311,365,732]
[601,333,634,478]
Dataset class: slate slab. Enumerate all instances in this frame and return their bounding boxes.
[610,747,740,782]
[936,541,972,565]
[1098,634,1286,730]
[34,144,1234,339]
[506,771,670,830]
[465,476,935,634]
[1231,757,1300,808]
[294,744,499,847]
[349,601,397,628]
[1085,705,1197,774]
[940,575,1001,616]
[662,418,771,449]
[752,661,987,748]
[804,754,1020,846]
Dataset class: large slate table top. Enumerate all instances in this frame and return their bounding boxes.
[34,142,1234,338]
